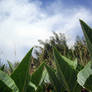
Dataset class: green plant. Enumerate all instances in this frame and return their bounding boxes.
[0,64,5,71]
[0,19,92,92]
[7,60,14,73]
[0,48,46,92]
[45,47,82,92]
[77,20,92,91]
[45,20,92,92]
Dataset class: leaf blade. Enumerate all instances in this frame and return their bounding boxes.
[53,47,79,92]
[77,61,92,90]
[31,63,45,87]
[11,48,33,92]
[80,19,92,58]
[45,64,62,92]
[0,70,19,92]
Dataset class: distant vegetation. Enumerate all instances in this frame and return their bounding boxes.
[33,31,90,69]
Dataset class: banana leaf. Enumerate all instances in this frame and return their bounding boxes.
[53,47,82,92]
[31,63,45,87]
[77,61,92,91]
[80,19,92,59]
[0,70,19,92]
[11,48,33,92]
[45,64,62,92]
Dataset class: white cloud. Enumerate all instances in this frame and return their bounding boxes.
[0,0,92,63]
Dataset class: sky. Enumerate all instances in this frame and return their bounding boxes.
[0,0,92,63]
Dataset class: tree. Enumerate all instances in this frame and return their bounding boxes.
[34,32,70,67]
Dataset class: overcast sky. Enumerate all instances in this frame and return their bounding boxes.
[0,0,92,63]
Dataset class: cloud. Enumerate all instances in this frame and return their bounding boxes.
[0,0,92,63]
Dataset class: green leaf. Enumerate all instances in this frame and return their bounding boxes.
[0,64,5,71]
[0,70,19,92]
[77,61,92,91]
[79,19,92,91]
[29,81,37,91]
[80,19,92,58]
[41,68,50,84]
[11,48,33,92]
[62,56,78,70]
[36,85,44,92]
[53,47,81,92]
[26,84,35,92]
[0,81,12,92]
[72,83,82,92]
[76,63,84,72]
[45,64,62,92]
[31,63,45,87]
[7,60,14,73]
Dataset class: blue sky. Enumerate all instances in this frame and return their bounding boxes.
[61,0,92,8]
[39,0,92,10]
[0,0,92,63]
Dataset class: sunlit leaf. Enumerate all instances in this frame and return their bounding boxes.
[0,70,19,92]
[77,61,92,91]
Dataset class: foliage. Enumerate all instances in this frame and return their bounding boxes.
[77,20,92,91]
[34,32,69,67]
[0,70,19,92]
[34,32,90,68]
[45,47,82,92]
[74,36,90,65]
[0,19,92,92]
[7,60,14,73]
